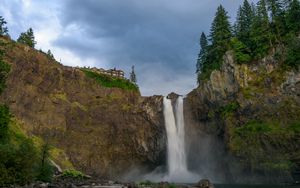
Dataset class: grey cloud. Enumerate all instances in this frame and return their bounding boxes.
[2,0,256,95]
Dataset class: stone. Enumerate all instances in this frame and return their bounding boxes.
[196,179,214,188]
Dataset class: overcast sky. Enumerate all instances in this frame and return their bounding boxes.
[0,0,257,96]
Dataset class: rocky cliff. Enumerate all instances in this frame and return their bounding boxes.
[0,37,166,179]
[185,51,300,183]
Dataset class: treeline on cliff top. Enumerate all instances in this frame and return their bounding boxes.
[196,0,300,83]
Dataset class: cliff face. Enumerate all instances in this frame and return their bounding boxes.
[185,51,300,182]
[0,38,166,178]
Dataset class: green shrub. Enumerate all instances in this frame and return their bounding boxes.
[62,169,85,179]
[231,38,251,64]
[285,37,300,70]
[0,40,11,94]
[36,143,54,182]
[0,116,54,186]
[219,102,240,118]
[0,133,39,186]
[0,105,10,141]
[81,69,139,91]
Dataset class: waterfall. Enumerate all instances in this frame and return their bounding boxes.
[163,96,198,182]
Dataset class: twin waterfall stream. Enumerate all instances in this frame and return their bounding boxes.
[162,96,198,182]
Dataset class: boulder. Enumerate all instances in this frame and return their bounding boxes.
[196,179,214,188]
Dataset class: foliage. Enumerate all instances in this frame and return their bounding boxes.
[285,37,300,69]
[196,0,300,80]
[62,169,85,179]
[0,40,11,94]
[36,143,54,182]
[47,50,55,61]
[17,28,36,48]
[0,121,38,186]
[229,120,300,173]
[196,32,208,84]
[0,117,55,186]
[0,105,10,142]
[130,65,137,83]
[0,16,9,36]
[219,101,240,118]
[82,69,139,91]
[230,38,251,64]
[235,0,255,47]
[286,0,300,34]
[209,5,232,64]
[249,0,273,59]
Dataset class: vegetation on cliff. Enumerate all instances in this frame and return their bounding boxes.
[196,0,300,82]
[191,1,300,181]
[0,34,54,186]
[81,68,139,91]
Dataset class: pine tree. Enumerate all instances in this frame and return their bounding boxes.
[196,32,208,74]
[209,5,232,63]
[0,16,8,36]
[196,32,209,84]
[17,28,36,48]
[235,0,255,47]
[130,65,137,83]
[266,0,286,40]
[47,50,55,60]
[250,0,273,58]
[286,0,300,34]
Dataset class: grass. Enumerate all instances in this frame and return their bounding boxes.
[62,169,85,179]
[81,68,139,91]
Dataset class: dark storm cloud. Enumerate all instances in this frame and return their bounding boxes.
[2,0,255,95]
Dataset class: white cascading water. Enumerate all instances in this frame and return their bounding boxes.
[163,96,198,182]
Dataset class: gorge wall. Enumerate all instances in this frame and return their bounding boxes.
[1,36,300,183]
[0,37,166,179]
[185,51,300,183]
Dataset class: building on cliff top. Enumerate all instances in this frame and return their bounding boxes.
[90,67,125,78]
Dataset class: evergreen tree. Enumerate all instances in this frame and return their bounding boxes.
[209,5,232,63]
[17,28,36,48]
[0,16,8,36]
[235,0,255,47]
[286,0,300,33]
[36,143,53,182]
[47,50,55,60]
[250,0,273,58]
[196,32,208,74]
[196,32,209,84]
[266,0,286,40]
[130,65,137,83]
